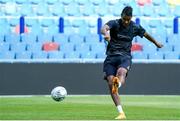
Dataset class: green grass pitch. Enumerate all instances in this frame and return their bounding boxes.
[0,95,180,120]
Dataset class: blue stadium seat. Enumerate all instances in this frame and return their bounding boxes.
[173,45,180,52]
[75,43,90,52]
[37,33,53,43]
[164,52,179,59]
[141,5,156,17]
[32,51,48,59]
[85,34,100,44]
[27,43,42,52]
[48,51,64,59]
[18,4,33,16]
[10,43,27,52]
[90,43,106,53]
[143,44,158,52]
[15,52,32,59]
[39,19,54,27]
[0,52,15,59]
[21,33,37,44]
[5,33,21,43]
[0,34,5,42]
[80,4,95,16]
[80,52,96,59]
[0,43,10,51]
[69,34,85,44]
[60,43,75,52]
[35,3,49,16]
[8,18,19,27]
[157,44,173,52]
[64,52,80,59]
[53,33,69,44]
[148,52,164,59]
[64,3,80,16]
[96,52,106,59]
[50,3,65,16]
[148,19,161,28]
[132,51,148,59]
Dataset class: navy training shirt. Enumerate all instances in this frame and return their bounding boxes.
[106,19,145,56]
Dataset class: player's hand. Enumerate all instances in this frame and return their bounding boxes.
[155,42,163,48]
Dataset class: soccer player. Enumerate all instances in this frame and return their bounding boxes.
[101,6,163,120]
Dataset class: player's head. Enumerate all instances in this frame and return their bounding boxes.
[121,6,133,27]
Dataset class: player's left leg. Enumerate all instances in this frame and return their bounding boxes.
[114,67,127,120]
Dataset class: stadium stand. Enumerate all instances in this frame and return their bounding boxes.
[0,0,179,62]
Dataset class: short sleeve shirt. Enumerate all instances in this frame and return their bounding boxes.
[106,19,145,56]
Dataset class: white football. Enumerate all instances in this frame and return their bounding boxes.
[51,86,67,102]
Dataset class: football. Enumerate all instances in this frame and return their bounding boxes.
[51,86,67,102]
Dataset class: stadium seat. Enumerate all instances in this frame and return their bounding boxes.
[96,52,106,59]
[42,42,59,51]
[21,33,37,44]
[32,51,48,59]
[50,3,65,16]
[5,33,21,43]
[53,33,69,44]
[37,33,53,43]
[10,43,27,52]
[90,43,106,53]
[26,43,42,52]
[15,51,32,59]
[0,43,10,51]
[143,43,158,52]
[80,52,96,59]
[59,43,75,52]
[85,34,100,44]
[164,52,180,59]
[69,34,85,44]
[0,51,15,59]
[132,51,148,59]
[64,52,80,59]
[48,51,64,59]
[74,43,90,52]
[148,52,164,59]
[64,3,80,16]
[131,43,143,52]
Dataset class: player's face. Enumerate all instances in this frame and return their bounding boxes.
[121,15,132,27]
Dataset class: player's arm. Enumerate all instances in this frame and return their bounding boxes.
[101,24,111,42]
[144,32,163,48]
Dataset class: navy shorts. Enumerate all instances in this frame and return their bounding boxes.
[103,55,132,78]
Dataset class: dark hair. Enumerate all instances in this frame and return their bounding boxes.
[121,6,133,17]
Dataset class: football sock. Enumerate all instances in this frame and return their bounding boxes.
[118,82,121,88]
[117,105,124,113]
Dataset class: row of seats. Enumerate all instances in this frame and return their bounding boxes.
[0,51,106,59]
[0,33,101,44]
[1,50,179,60]
[0,0,179,17]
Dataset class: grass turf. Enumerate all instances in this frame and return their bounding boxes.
[0,95,180,120]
